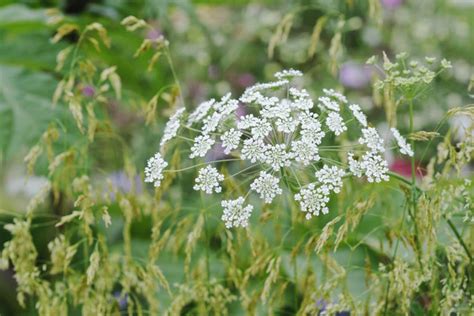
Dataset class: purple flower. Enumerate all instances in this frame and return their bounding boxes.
[339,62,372,89]
[381,0,403,9]
[316,298,350,315]
[236,103,247,119]
[81,85,95,98]
[146,27,163,41]
[206,142,227,162]
[236,73,255,88]
[114,291,128,310]
[105,171,143,201]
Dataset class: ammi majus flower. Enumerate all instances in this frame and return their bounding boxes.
[145,69,390,227]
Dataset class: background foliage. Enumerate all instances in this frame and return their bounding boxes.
[0,0,472,315]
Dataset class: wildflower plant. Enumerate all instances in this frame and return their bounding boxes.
[0,5,472,315]
[145,69,396,225]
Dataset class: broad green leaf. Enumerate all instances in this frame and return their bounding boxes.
[0,66,63,159]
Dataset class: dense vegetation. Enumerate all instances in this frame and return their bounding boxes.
[0,0,472,315]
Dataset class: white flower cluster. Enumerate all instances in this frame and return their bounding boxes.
[221,197,254,228]
[348,127,389,183]
[145,69,391,228]
[391,128,414,157]
[160,108,185,148]
[295,165,345,219]
[193,165,224,194]
[250,171,282,203]
[274,68,303,80]
[144,153,168,187]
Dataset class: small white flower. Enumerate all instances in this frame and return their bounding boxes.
[291,139,320,165]
[160,108,185,148]
[359,127,385,153]
[221,197,253,228]
[315,165,345,193]
[193,165,224,194]
[323,88,348,104]
[349,104,367,127]
[144,152,168,187]
[237,114,259,130]
[391,128,414,157]
[202,112,222,134]
[218,98,239,116]
[213,93,232,110]
[318,96,340,112]
[187,99,215,125]
[276,115,298,133]
[298,111,319,126]
[256,95,279,107]
[221,128,242,154]
[250,171,282,203]
[261,99,291,120]
[326,112,347,136]
[348,152,363,177]
[240,80,288,103]
[241,138,267,163]
[295,184,330,219]
[292,98,313,111]
[265,144,293,170]
[289,87,310,100]
[190,134,215,159]
[250,118,272,139]
[360,151,389,183]
[289,88,314,110]
[300,115,325,144]
[274,68,303,80]
[249,80,289,92]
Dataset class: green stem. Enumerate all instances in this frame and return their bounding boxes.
[387,172,472,263]
[165,48,186,109]
[408,99,423,269]
[444,216,472,262]
[203,211,211,283]
[293,255,298,311]
[383,202,409,315]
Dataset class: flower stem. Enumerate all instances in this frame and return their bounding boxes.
[407,99,424,270]
[444,215,473,262]
[387,172,472,262]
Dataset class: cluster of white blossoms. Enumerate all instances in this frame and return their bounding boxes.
[145,69,393,228]
[221,197,254,228]
[193,165,224,194]
[144,153,168,187]
[391,128,414,157]
[250,171,283,203]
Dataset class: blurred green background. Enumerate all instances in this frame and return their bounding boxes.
[0,0,472,314]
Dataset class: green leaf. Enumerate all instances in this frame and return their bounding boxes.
[0,106,13,156]
[0,65,64,159]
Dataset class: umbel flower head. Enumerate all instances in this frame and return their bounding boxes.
[145,69,390,228]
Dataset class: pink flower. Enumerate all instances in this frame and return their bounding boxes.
[389,158,424,179]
